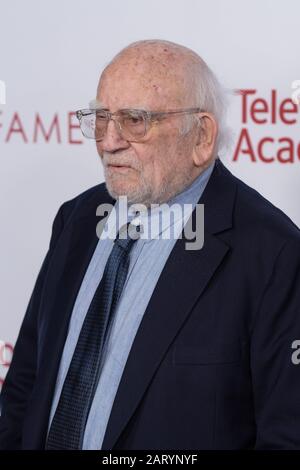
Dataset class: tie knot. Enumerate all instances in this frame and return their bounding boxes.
[115,222,142,251]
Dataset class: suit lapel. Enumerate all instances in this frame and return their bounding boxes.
[102,158,237,449]
[40,188,115,372]
[31,187,115,447]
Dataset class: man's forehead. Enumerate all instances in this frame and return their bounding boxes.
[97,65,187,110]
[100,52,184,85]
[89,99,152,111]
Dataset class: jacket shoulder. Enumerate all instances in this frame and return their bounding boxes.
[57,182,114,224]
[219,162,300,244]
[238,181,299,241]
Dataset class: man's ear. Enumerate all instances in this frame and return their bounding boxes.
[193,113,218,167]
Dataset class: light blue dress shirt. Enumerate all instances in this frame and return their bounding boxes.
[48,161,215,449]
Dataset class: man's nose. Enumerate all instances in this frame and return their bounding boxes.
[98,119,130,153]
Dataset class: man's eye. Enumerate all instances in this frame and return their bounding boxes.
[124,114,144,125]
[95,112,108,120]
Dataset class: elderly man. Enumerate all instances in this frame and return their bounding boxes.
[1,40,300,450]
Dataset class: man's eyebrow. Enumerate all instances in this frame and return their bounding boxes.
[126,106,149,111]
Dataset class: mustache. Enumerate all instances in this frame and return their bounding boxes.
[102,153,141,170]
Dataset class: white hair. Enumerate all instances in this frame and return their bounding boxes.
[176,56,231,155]
[191,59,231,154]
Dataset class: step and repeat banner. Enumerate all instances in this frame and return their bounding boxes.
[0,0,299,385]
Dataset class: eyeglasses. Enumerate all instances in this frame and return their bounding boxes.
[76,107,202,143]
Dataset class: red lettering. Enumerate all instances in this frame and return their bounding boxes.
[5,113,28,142]
[279,99,298,124]
[257,137,275,163]
[68,112,83,144]
[233,128,256,162]
[277,137,294,163]
[33,113,61,143]
[251,98,268,124]
[271,89,277,124]
[239,89,256,124]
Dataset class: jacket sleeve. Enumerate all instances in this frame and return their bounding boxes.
[251,237,300,449]
[0,202,71,449]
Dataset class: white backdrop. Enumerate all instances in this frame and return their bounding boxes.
[0,0,299,385]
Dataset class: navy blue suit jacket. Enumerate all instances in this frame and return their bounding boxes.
[1,158,300,450]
